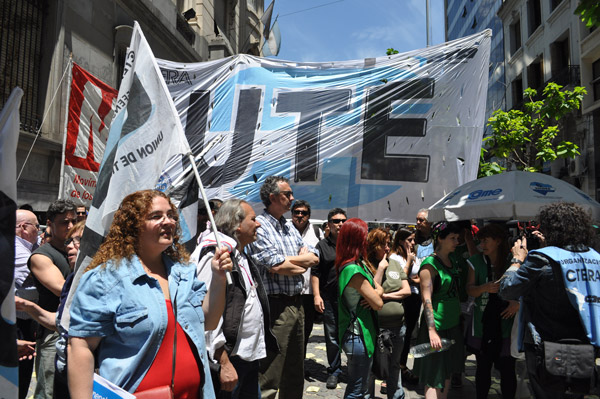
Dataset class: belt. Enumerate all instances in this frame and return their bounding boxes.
[269,294,303,305]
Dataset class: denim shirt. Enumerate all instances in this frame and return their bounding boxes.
[499,246,589,351]
[69,254,216,397]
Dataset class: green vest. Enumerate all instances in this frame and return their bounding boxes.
[450,243,471,302]
[468,254,513,338]
[338,261,378,357]
[420,255,461,330]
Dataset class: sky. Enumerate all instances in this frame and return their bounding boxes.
[270,0,446,63]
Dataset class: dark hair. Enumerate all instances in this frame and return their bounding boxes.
[431,221,461,248]
[390,227,415,259]
[327,208,346,222]
[46,199,76,223]
[292,200,311,215]
[477,223,509,270]
[335,218,369,274]
[538,202,594,248]
[259,175,289,207]
[208,199,223,212]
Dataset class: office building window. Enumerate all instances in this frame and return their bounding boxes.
[527,56,544,92]
[528,0,541,35]
[592,59,600,102]
[512,74,524,108]
[510,18,522,56]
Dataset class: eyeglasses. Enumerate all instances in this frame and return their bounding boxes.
[20,222,40,230]
[330,218,346,224]
[416,217,428,223]
[279,190,293,199]
[147,212,179,223]
[64,236,81,246]
[293,210,309,217]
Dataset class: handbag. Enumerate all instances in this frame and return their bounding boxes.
[538,339,597,395]
[135,296,178,399]
[372,329,394,380]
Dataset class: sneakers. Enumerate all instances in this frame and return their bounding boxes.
[326,374,338,389]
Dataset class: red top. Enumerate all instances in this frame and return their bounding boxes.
[135,300,201,398]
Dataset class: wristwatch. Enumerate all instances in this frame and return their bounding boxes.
[510,257,523,265]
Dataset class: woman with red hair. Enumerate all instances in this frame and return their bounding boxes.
[336,218,384,399]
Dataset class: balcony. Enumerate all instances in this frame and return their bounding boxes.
[545,65,581,87]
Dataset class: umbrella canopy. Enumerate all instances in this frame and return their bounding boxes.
[428,171,600,222]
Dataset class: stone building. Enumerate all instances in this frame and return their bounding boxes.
[498,0,600,197]
[1,0,269,211]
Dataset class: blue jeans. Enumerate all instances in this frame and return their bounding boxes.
[222,357,260,399]
[385,325,406,399]
[342,332,373,399]
[322,294,342,376]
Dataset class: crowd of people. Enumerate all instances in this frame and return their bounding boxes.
[12,175,600,399]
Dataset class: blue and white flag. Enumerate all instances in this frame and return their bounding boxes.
[62,21,194,330]
[262,19,281,57]
[158,30,491,223]
[0,87,23,399]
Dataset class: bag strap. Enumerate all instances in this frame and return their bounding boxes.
[171,291,178,391]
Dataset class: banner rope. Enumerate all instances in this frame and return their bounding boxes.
[17,57,73,181]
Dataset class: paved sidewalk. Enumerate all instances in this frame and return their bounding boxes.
[302,322,532,399]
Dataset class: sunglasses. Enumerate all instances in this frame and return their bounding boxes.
[330,218,346,224]
[64,236,81,246]
[77,211,87,216]
[293,210,309,216]
[279,190,293,199]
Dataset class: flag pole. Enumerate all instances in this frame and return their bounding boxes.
[58,54,74,200]
[187,152,233,285]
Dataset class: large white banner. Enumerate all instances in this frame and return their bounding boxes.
[158,30,491,223]
[60,63,117,207]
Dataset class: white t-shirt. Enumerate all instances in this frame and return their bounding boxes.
[389,253,421,294]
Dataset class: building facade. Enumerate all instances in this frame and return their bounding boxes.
[498,0,599,197]
[445,0,506,127]
[1,0,268,211]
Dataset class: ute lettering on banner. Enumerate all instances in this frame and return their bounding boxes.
[158,30,491,223]
[61,63,117,207]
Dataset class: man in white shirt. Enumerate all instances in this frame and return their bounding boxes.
[193,199,277,399]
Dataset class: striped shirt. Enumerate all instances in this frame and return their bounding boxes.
[246,210,318,296]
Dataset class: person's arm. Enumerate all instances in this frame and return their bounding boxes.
[17,339,36,361]
[29,254,65,296]
[382,278,411,301]
[269,252,318,276]
[15,296,57,331]
[67,336,102,399]
[311,275,324,313]
[465,260,499,298]
[498,237,540,301]
[419,264,442,350]
[213,346,238,392]
[203,247,232,330]
[348,274,383,311]
[374,258,388,285]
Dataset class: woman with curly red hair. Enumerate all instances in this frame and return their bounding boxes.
[336,218,383,399]
[68,190,232,399]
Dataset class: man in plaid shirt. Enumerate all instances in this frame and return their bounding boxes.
[246,176,319,399]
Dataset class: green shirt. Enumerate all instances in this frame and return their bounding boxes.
[450,243,471,303]
[467,254,513,338]
[338,261,378,357]
[377,258,408,328]
[420,255,461,330]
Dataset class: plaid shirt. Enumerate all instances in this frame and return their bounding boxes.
[246,210,318,296]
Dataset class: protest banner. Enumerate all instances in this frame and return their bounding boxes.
[158,30,491,223]
[59,63,118,207]
[0,87,23,399]
[61,21,195,330]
